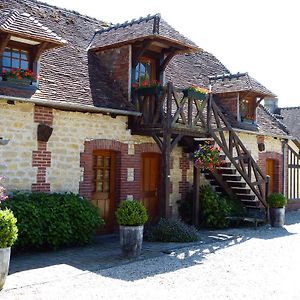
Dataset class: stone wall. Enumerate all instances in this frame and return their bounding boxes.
[0,101,37,190]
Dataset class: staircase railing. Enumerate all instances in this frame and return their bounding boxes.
[204,93,267,208]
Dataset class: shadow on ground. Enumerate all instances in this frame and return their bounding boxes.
[7,211,299,287]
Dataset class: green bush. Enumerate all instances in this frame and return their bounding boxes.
[201,185,232,228]
[267,193,287,208]
[116,200,148,226]
[2,192,104,250]
[146,218,199,243]
[0,209,18,248]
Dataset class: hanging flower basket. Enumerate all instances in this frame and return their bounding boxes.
[194,142,222,171]
[183,85,209,100]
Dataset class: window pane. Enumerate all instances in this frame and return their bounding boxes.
[97,156,104,167]
[20,60,29,70]
[2,57,10,67]
[20,51,28,60]
[12,50,19,59]
[4,49,11,57]
[12,59,20,68]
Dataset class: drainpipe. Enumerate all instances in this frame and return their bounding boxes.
[282,139,288,196]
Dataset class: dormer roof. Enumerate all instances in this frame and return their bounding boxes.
[209,72,276,98]
[0,9,66,47]
[89,14,199,53]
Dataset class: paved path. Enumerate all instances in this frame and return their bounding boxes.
[1,211,300,299]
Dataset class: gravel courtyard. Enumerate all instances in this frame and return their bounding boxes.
[2,211,300,300]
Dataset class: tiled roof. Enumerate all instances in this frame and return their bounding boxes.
[209,73,276,97]
[0,8,66,45]
[1,0,288,137]
[279,106,300,140]
[89,14,198,51]
[165,51,230,89]
[0,0,135,111]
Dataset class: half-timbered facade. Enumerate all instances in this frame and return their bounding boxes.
[1,0,299,232]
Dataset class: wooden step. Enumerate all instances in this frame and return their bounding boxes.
[236,193,256,201]
[217,167,236,175]
[240,200,260,207]
[222,174,242,181]
[226,181,246,188]
[231,187,251,194]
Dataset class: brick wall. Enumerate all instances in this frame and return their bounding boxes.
[216,96,238,118]
[95,45,130,100]
[79,139,160,205]
[31,106,53,192]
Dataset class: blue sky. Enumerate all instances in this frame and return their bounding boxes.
[42,0,299,107]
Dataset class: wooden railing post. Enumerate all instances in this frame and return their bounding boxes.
[193,166,200,226]
[207,93,212,132]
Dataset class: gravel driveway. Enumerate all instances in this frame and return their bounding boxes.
[2,210,300,300]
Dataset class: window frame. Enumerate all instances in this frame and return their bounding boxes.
[2,47,30,71]
[133,56,157,84]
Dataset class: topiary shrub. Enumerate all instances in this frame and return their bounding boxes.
[116,200,148,226]
[0,209,18,248]
[146,218,199,243]
[267,193,287,208]
[201,185,232,229]
[2,192,104,250]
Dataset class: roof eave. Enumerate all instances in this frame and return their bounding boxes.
[89,34,200,53]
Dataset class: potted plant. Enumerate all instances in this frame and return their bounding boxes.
[0,178,18,290]
[2,68,37,86]
[182,85,209,100]
[267,192,287,227]
[132,79,162,96]
[115,200,148,258]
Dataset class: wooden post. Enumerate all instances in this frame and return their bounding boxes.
[159,82,173,218]
[161,132,172,218]
[207,93,212,132]
[265,175,270,221]
[193,166,200,226]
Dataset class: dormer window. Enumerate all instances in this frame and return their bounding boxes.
[134,57,156,84]
[2,47,29,71]
[239,97,256,123]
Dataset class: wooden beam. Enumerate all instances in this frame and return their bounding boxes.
[0,33,11,54]
[193,166,200,226]
[132,41,153,68]
[159,50,177,74]
[161,132,172,218]
[31,42,48,62]
[171,134,183,151]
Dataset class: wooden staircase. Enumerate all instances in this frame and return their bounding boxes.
[201,94,268,220]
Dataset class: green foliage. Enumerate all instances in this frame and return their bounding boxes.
[201,185,232,229]
[116,200,148,226]
[146,218,199,243]
[0,209,18,248]
[267,193,287,208]
[3,192,104,250]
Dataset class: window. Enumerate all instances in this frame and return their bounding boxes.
[2,47,29,71]
[239,97,256,123]
[134,57,156,84]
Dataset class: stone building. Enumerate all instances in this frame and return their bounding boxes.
[0,0,299,232]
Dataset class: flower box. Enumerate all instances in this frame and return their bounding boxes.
[135,86,161,96]
[183,89,207,100]
[5,77,32,86]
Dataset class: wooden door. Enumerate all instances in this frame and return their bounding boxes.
[141,153,160,223]
[266,159,275,193]
[92,150,116,232]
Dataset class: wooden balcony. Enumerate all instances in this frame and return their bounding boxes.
[129,82,208,139]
